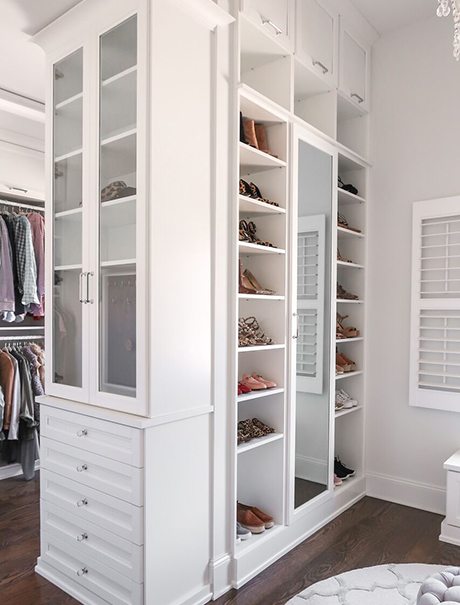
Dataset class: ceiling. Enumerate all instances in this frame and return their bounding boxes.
[350,0,436,35]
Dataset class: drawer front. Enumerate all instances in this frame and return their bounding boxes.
[41,469,143,545]
[41,405,143,467]
[41,531,143,605]
[41,437,143,505]
[41,500,144,583]
[447,470,460,527]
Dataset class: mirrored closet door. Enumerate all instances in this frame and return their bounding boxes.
[289,127,337,515]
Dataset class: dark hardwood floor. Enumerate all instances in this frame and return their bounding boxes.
[1,473,459,605]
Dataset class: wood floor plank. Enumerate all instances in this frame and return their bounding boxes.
[1,474,460,605]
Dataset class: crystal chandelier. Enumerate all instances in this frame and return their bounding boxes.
[437,0,460,60]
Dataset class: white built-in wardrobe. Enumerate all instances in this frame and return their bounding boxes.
[31,0,376,603]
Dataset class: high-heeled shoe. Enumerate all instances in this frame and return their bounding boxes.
[239,260,258,295]
[336,352,352,372]
[243,268,276,295]
[337,313,360,338]
[337,248,353,264]
[248,182,280,207]
[247,221,277,248]
[337,283,359,300]
[254,124,278,158]
[243,120,259,149]
[339,352,357,371]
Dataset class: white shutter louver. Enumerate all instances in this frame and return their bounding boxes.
[410,197,460,411]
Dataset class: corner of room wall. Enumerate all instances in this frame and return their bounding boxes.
[365,14,460,515]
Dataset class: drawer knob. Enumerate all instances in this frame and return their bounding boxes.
[77,533,88,542]
[77,464,88,473]
[77,429,88,437]
[77,498,88,507]
[77,567,88,577]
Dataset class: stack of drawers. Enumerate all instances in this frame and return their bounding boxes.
[39,405,145,605]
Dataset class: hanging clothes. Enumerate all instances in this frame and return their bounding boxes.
[26,212,45,317]
[0,217,16,314]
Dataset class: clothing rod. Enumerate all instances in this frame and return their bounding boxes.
[0,335,44,341]
[0,198,45,212]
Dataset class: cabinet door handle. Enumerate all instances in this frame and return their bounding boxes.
[79,272,86,304]
[76,464,88,473]
[351,92,364,104]
[77,429,88,437]
[312,60,329,75]
[86,272,94,304]
[77,533,88,542]
[77,567,88,577]
[293,313,299,339]
[77,498,88,507]
[261,17,283,36]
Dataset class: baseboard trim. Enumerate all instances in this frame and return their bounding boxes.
[211,553,232,599]
[35,558,104,605]
[0,460,40,481]
[366,471,446,515]
[440,520,460,547]
[295,455,328,484]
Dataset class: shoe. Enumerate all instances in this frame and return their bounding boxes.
[240,374,267,391]
[337,212,361,234]
[336,352,352,372]
[335,391,353,409]
[338,177,358,196]
[238,381,252,394]
[337,283,359,301]
[337,248,353,264]
[239,260,258,295]
[238,503,274,529]
[254,123,278,158]
[247,221,277,248]
[237,522,251,541]
[248,182,280,207]
[252,418,276,436]
[337,313,360,339]
[334,457,355,480]
[239,179,253,198]
[240,112,246,144]
[237,506,265,534]
[334,474,343,486]
[238,317,274,347]
[335,398,344,410]
[336,364,344,375]
[244,269,276,296]
[339,352,357,371]
[338,389,358,407]
[238,386,243,395]
[243,119,259,149]
[251,372,276,389]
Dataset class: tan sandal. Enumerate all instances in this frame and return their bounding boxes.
[337,313,360,338]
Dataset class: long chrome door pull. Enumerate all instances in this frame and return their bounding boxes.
[86,272,94,304]
[79,272,86,304]
[261,17,283,36]
[293,313,299,339]
[351,92,364,104]
[312,60,329,75]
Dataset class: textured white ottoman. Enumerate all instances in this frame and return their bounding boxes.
[418,568,460,604]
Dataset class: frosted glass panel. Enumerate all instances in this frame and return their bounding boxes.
[99,16,137,398]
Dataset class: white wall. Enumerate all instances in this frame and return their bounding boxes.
[366,15,460,514]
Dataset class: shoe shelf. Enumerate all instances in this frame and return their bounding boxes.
[54,264,83,271]
[335,405,363,419]
[336,337,364,344]
[239,142,286,174]
[337,260,365,270]
[239,242,285,256]
[237,432,284,455]
[239,196,286,217]
[55,148,83,163]
[334,472,362,492]
[235,523,284,556]
[55,207,82,220]
[336,370,364,381]
[238,387,285,403]
[337,299,365,304]
[55,91,83,111]
[337,145,371,173]
[238,344,285,353]
[238,294,285,301]
[337,226,365,239]
[338,188,366,206]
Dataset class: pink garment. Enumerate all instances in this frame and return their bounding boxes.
[26,212,45,317]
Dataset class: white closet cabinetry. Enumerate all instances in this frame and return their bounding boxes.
[295,0,338,88]
[339,21,371,112]
[240,0,293,51]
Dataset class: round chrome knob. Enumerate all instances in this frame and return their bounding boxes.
[77,498,88,507]
[77,567,88,577]
[77,429,88,437]
[76,464,88,473]
[77,533,88,542]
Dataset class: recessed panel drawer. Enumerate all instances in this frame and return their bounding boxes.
[41,500,144,582]
[41,436,143,505]
[41,469,143,545]
[41,531,143,605]
[41,405,143,467]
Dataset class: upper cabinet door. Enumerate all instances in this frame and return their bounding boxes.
[295,0,338,88]
[91,10,148,416]
[241,0,293,51]
[339,21,370,111]
[48,44,91,404]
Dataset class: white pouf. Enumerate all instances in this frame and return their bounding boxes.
[287,564,448,605]
[418,568,460,605]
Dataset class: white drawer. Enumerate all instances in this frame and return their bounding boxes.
[41,531,143,605]
[41,500,144,583]
[41,437,143,505]
[41,469,143,545]
[41,406,143,467]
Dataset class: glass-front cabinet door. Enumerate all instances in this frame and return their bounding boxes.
[289,126,336,518]
[49,46,89,401]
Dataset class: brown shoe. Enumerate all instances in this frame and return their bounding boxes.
[243,119,259,149]
[254,124,278,158]
[239,503,274,529]
[237,506,265,534]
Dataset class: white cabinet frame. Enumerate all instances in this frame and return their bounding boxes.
[338,19,371,113]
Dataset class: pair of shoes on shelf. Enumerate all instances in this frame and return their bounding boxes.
[239,372,277,393]
[238,316,274,348]
[237,417,275,445]
[239,179,280,208]
[336,313,360,339]
[239,261,276,296]
[335,389,358,410]
[240,115,278,158]
[338,177,358,196]
[236,522,251,542]
[337,248,354,264]
[338,212,361,234]
[336,350,357,373]
[337,283,359,301]
[237,502,274,534]
[334,457,355,481]
[239,219,277,248]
